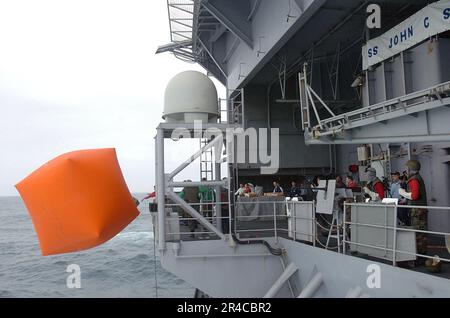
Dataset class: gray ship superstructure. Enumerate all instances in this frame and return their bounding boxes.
[154,0,450,297]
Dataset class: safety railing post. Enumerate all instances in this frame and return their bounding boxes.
[293,202,297,242]
[343,202,347,254]
[312,201,316,247]
[156,128,166,252]
[273,202,278,244]
[233,201,237,238]
[393,205,398,266]
[384,205,388,258]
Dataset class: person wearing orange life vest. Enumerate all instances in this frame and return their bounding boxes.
[363,167,385,201]
[399,159,428,260]
[346,175,357,188]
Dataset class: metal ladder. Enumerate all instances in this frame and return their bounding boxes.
[228,89,244,125]
[325,210,343,253]
[200,138,214,181]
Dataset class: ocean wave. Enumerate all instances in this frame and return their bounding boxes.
[53,260,67,266]
[127,253,151,262]
[0,197,192,298]
[0,290,12,297]
[115,231,154,240]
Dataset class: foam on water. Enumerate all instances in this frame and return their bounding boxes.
[0,196,194,298]
[116,231,154,240]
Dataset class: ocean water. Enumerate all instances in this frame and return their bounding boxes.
[0,196,194,298]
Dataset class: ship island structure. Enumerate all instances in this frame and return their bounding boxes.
[152,0,450,298]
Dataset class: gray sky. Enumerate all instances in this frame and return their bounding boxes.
[0,0,224,196]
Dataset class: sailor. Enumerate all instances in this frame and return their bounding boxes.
[245,183,255,193]
[389,172,402,199]
[346,175,357,188]
[311,175,322,201]
[235,183,246,197]
[311,175,321,192]
[182,180,200,237]
[199,178,214,201]
[143,186,157,212]
[399,160,428,260]
[288,180,301,198]
[299,178,313,201]
[272,181,283,194]
[199,177,214,219]
[390,172,409,225]
[335,175,345,188]
[363,167,385,201]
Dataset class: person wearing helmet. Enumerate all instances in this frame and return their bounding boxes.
[399,159,428,260]
[363,167,385,201]
[143,186,157,212]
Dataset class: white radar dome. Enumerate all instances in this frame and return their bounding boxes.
[163,71,219,123]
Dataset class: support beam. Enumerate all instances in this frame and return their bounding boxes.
[316,92,450,134]
[202,0,253,48]
[223,37,240,63]
[381,62,387,101]
[307,134,450,145]
[298,272,323,298]
[168,180,227,188]
[198,37,228,78]
[275,0,368,86]
[294,0,305,13]
[247,0,261,21]
[345,286,362,298]
[156,128,166,252]
[215,154,222,232]
[210,25,227,42]
[400,52,407,95]
[264,263,299,298]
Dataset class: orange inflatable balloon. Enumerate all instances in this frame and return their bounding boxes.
[15,148,139,256]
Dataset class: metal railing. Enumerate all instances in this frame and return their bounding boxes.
[164,201,229,239]
[311,81,450,136]
[343,202,450,267]
[286,200,316,246]
[157,199,317,246]
[155,198,450,278]
[167,0,196,43]
[234,200,288,243]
